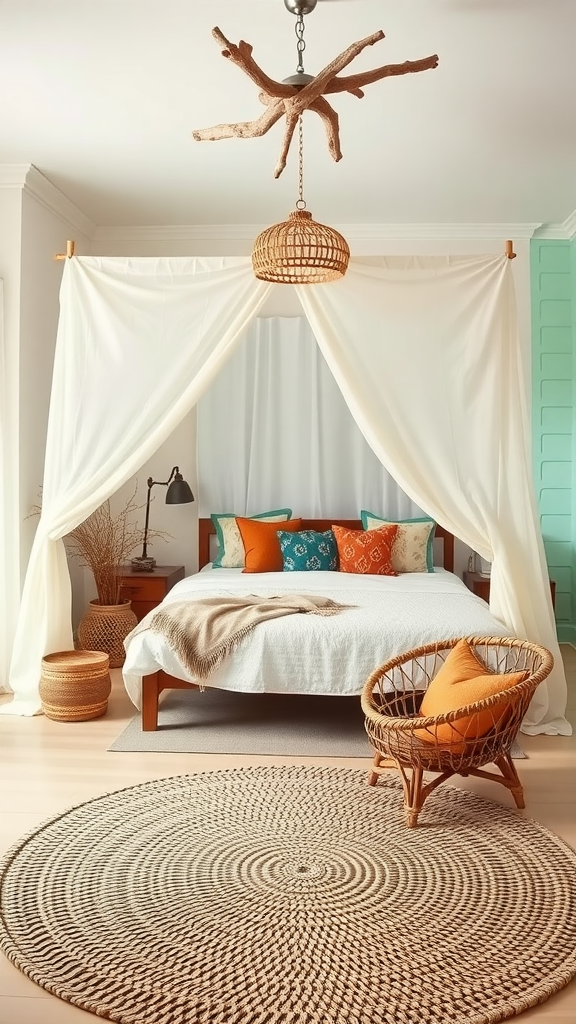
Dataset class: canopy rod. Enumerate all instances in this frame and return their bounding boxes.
[52,237,518,261]
[54,240,75,261]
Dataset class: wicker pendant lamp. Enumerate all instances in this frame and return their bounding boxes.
[252,208,349,284]
[252,119,350,284]
[252,1,350,285]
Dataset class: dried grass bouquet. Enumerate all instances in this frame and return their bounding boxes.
[31,488,167,606]
[65,490,167,605]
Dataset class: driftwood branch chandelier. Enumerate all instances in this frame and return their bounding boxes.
[192,0,439,285]
[193,1,438,178]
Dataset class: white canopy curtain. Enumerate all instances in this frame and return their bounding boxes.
[1,258,273,716]
[197,315,425,520]
[297,256,568,735]
[0,254,569,736]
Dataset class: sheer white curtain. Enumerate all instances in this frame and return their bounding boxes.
[197,316,424,519]
[297,255,569,735]
[1,257,272,715]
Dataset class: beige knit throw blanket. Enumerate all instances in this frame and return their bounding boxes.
[129,594,351,679]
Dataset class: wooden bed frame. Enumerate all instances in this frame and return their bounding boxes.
[140,518,455,731]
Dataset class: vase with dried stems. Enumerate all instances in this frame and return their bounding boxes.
[68,492,166,668]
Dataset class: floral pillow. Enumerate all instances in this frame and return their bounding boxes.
[278,529,338,572]
[211,508,292,568]
[332,523,398,576]
[360,511,436,573]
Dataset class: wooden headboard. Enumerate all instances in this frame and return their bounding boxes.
[198,518,454,573]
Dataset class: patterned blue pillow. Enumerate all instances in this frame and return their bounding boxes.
[277,529,338,572]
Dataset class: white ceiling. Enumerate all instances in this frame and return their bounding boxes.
[2,0,575,230]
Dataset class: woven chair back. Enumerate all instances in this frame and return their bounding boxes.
[361,636,554,773]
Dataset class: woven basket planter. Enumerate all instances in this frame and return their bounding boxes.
[40,650,111,722]
[77,599,137,668]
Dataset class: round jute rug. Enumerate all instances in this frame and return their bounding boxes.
[1,767,575,1024]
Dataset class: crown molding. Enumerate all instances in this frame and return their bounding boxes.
[93,221,542,243]
[0,167,559,244]
[23,165,96,239]
[563,208,576,239]
[533,224,570,239]
[533,207,576,240]
[0,163,95,239]
[0,164,31,188]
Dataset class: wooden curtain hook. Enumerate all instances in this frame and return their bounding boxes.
[54,240,75,261]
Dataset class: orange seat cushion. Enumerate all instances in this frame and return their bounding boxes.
[332,523,398,576]
[236,517,303,573]
[416,639,529,752]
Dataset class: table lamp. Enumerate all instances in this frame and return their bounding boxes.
[131,466,194,571]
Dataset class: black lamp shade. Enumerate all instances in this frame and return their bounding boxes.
[165,471,194,505]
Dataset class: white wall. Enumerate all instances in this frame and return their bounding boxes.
[102,416,198,595]
[0,188,23,686]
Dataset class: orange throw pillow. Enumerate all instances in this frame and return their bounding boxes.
[416,639,529,752]
[332,523,398,576]
[236,517,303,573]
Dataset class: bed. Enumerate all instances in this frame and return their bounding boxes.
[122,519,512,730]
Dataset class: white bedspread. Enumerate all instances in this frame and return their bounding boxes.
[122,567,511,708]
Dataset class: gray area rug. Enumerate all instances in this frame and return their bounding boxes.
[109,688,527,758]
[110,690,372,756]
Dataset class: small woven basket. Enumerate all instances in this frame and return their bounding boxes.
[40,650,111,722]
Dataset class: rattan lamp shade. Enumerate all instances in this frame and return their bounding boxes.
[252,209,350,284]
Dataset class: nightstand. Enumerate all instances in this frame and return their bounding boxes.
[117,565,185,622]
[464,571,556,610]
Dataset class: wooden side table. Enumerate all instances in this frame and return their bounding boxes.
[117,565,185,622]
[464,571,556,610]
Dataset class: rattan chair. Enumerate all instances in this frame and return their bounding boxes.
[361,636,554,827]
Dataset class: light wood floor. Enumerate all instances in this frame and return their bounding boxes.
[1,649,576,1024]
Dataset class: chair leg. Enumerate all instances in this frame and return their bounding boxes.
[368,750,381,786]
[495,752,525,809]
[369,756,427,826]
[405,765,424,828]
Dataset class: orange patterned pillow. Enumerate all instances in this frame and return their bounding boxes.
[332,523,398,576]
[236,517,303,573]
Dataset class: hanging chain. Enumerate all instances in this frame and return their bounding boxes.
[295,13,306,73]
[296,114,306,209]
[294,9,307,210]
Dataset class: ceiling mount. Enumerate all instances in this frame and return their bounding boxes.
[282,0,316,87]
[284,1,318,15]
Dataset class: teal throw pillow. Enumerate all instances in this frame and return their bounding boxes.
[278,529,339,572]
